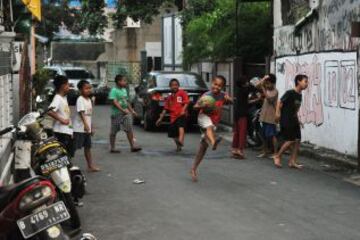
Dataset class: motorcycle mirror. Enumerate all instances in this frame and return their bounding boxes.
[35,95,44,103]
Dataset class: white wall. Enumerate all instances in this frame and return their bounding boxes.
[276,52,358,156]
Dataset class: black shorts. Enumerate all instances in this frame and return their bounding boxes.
[168,116,186,138]
[74,132,92,149]
[54,132,74,157]
[280,124,301,141]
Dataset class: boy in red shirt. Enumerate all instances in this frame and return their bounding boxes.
[156,79,190,151]
[191,75,233,182]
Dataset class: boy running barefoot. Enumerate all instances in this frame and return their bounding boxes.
[73,80,100,172]
[273,74,309,169]
[109,75,142,153]
[48,75,74,158]
[156,79,190,152]
[191,75,233,182]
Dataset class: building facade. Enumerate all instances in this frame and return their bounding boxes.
[272,0,360,157]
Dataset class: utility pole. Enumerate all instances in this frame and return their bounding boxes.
[30,18,36,75]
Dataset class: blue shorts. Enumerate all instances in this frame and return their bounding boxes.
[262,122,277,138]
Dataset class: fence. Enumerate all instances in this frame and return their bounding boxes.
[106,62,142,84]
[0,50,14,185]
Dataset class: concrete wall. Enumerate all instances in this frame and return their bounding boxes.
[273,0,360,156]
[98,15,162,63]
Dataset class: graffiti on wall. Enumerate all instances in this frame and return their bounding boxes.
[277,55,324,126]
[276,52,357,127]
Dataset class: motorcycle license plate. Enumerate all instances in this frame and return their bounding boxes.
[17,201,70,239]
[40,156,70,175]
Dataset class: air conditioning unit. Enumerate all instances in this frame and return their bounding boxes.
[310,0,319,9]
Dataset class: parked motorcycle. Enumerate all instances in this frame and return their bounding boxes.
[0,108,82,230]
[0,176,70,239]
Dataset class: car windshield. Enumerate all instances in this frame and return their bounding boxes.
[156,74,207,88]
[64,70,93,79]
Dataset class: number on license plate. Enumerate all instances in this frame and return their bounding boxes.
[17,201,70,239]
[40,156,70,174]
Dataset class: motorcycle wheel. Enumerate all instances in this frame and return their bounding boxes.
[61,192,81,230]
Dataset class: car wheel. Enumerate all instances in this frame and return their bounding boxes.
[143,111,155,131]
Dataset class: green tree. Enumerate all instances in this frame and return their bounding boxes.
[80,0,108,36]
[182,0,272,66]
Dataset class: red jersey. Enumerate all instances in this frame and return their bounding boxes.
[164,89,190,123]
[200,91,227,125]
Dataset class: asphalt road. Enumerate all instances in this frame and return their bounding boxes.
[74,106,360,240]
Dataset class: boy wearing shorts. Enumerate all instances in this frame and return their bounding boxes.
[273,74,309,169]
[73,80,100,172]
[156,78,190,152]
[191,75,233,182]
[257,74,278,158]
[48,75,74,158]
[109,75,142,153]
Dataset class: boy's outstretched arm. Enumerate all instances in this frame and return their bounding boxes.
[224,94,233,104]
[156,109,167,126]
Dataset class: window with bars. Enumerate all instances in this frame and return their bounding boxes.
[0,74,13,153]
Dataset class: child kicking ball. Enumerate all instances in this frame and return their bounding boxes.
[191,75,233,182]
[156,79,190,151]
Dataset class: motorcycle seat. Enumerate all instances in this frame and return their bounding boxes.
[0,176,46,211]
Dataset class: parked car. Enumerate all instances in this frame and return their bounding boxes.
[132,71,208,131]
[43,66,99,105]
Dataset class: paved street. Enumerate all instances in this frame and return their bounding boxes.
[74,106,360,240]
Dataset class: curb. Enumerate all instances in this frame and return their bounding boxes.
[218,124,358,171]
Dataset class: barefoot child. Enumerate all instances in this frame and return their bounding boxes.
[191,75,233,182]
[73,80,100,172]
[156,78,190,151]
[257,74,278,158]
[48,75,74,158]
[273,74,309,169]
[109,75,142,153]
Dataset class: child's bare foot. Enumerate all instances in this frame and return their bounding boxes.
[288,163,303,169]
[257,153,267,158]
[212,137,222,150]
[190,169,198,182]
[87,166,101,172]
[273,155,282,168]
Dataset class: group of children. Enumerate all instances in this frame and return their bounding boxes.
[48,71,309,182]
[48,75,100,172]
[157,73,308,182]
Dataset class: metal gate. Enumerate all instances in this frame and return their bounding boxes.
[106,62,142,84]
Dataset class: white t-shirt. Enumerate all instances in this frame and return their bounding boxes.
[73,96,93,133]
[49,94,73,135]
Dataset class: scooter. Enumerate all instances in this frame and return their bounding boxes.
[0,108,81,230]
[0,176,70,239]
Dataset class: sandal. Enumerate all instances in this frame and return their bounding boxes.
[131,147,142,152]
[110,149,121,153]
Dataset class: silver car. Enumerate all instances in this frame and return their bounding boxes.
[43,66,98,105]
